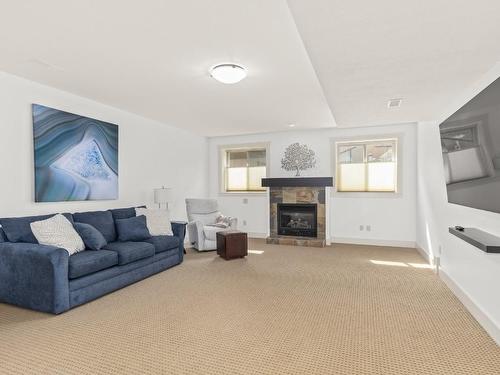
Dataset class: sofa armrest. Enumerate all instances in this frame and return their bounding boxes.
[171,221,187,259]
[0,243,70,314]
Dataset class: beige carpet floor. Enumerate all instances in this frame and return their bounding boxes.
[0,239,499,374]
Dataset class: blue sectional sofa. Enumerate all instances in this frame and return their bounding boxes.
[0,207,186,314]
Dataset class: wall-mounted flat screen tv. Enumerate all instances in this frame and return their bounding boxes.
[440,77,500,213]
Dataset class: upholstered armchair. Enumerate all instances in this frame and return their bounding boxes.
[185,199,237,251]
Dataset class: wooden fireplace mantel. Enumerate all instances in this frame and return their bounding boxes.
[261,177,333,188]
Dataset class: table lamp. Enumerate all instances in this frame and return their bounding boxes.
[154,186,172,210]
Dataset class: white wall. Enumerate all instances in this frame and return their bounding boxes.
[416,64,500,344]
[0,72,208,220]
[208,123,417,246]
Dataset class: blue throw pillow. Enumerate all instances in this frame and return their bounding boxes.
[115,215,151,242]
[74,222,108,250]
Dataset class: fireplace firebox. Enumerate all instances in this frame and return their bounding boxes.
[277,203,317,238]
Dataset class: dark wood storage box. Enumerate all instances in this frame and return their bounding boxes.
[216,230,248,260]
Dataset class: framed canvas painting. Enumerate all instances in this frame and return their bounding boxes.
[33,104,119,202]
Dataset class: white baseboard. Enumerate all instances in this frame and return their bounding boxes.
[332,237,416,249]
[440,269,500,346]
[247,234,415,248]
[415,245,431,263]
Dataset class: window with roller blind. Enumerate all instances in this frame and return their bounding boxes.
[335,138,398,192]
[220,145,268,193]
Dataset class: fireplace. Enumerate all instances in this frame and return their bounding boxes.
[277,203,317,238]
[262,177,333,247]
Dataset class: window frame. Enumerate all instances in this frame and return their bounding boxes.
[331,134,403,198]
[218,142,270,195]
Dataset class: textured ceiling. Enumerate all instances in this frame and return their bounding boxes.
[287,0,500,127]
[1,1,500,135]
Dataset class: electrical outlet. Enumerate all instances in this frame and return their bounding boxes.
[242,198,248,204]
[366,225,371,232]
[243,220,247,226]
[359,225,364,231]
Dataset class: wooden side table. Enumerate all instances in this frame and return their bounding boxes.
[216,230,248,260]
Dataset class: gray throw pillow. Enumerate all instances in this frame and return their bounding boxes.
[74,222,108,250]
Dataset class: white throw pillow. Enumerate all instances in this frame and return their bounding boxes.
[30,214,85,255]
[135,208,173,236]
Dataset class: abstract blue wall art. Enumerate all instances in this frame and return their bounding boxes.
[33,104,119,202]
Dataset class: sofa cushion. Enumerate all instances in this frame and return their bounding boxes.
[144,235,180,253]
[0,213,74,243]
[73,211,116,243]
[115,215,151,242]
[30,214,85,255]
[103,241,155,265]
[74,223,108,250]
[0,227,6,242]
[68,248,180,292]
[109,206,146,221]
[69,250,118,279]
[203,225,228,241]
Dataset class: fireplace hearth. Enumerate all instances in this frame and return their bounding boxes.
[278,203,317,238]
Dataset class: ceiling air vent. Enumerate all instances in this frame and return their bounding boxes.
[387,98,403,108]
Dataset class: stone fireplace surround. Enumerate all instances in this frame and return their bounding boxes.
[261,177,333,247]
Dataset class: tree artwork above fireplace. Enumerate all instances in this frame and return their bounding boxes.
[278,203,317,238]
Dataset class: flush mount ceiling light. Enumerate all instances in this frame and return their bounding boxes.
[210,63,247,84]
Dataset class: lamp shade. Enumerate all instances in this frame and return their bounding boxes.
[154,187,172,204]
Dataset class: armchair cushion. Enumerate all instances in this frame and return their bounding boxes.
[68,250,118,279]
[189,211,221,226]
[186,198,221,225]
[186,198,219,215]
[104,241,155,265]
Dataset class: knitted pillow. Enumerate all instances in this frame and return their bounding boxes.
[30,214,85,255]
[135,208,173,236]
